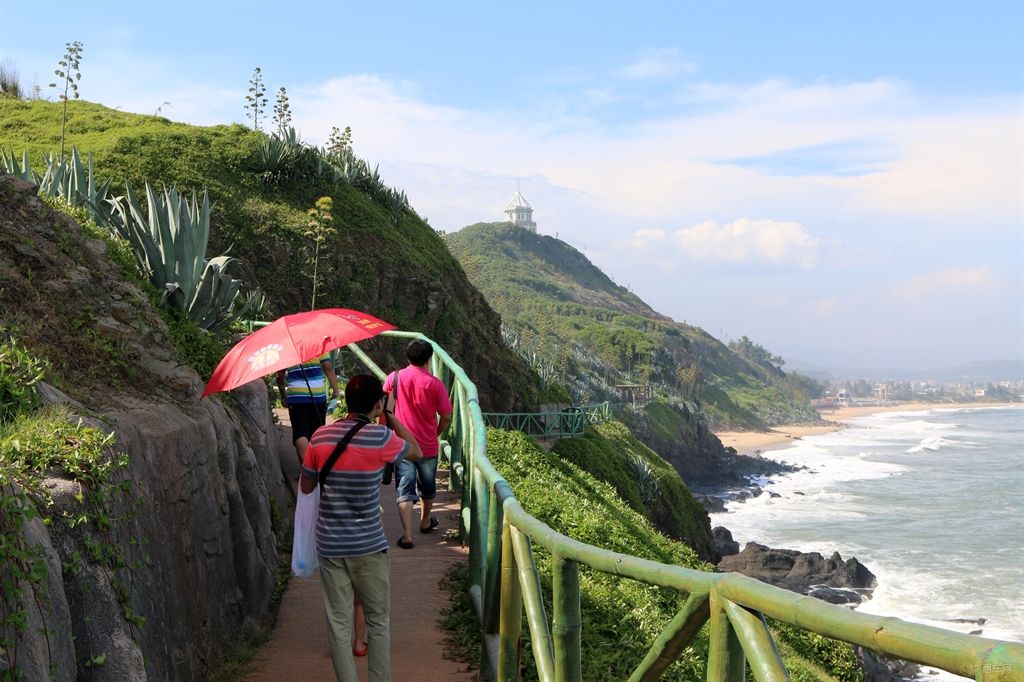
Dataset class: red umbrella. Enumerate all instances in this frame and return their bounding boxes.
[201,308,396,397]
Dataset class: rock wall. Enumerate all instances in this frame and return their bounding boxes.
[1,174,291,680]
[15,382,287,681]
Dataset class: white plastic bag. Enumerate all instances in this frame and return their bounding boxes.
[291,485,320,577]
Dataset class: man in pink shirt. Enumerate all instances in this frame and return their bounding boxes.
[383,339,453,549]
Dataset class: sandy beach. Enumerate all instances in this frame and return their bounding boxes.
[715,401,1020,455]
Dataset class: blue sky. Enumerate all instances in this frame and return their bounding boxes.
[2,0,1022,374]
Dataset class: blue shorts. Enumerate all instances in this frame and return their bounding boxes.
[396,457,438,503]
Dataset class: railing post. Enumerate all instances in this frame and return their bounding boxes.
[458,388,473,537]
[449,385,464,491]
[552,553,582,682]
[483,484,503,636]
[721,600,789,681]
[468,451,490,612]
[511,527,556,681]
[707,591,745,682]
[498,516,523,681]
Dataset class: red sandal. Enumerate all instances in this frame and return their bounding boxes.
[353,642,368,657]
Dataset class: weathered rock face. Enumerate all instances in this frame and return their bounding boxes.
[623,403,796,491]
[716,541,877,605]
[17,381,285,682]
[1,175,290,680]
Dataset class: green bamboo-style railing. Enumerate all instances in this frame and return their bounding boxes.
[346,331,1023,682]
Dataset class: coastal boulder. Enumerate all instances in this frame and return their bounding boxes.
[712,526,740,557]
[717,542,876,605]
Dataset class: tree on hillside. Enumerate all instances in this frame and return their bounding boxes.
[48,41,84,163]
[0,60,23,99]
[272,86,292,133]
[729,335,785,373]
[244,67,268,131]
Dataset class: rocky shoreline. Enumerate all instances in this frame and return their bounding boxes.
[700,468,923,681]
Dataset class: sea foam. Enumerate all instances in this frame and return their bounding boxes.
[709,405,1024,680]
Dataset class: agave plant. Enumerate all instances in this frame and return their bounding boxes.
[0,148,36,182]
[249,127,330,185]
[109,182,259,330]
[2,146,119,229]
[251,134,301,183]
[184,256,261,331]
[628,455,660,505]
[37,147,117,229]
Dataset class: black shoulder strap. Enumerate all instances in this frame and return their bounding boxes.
[317,421,367,489]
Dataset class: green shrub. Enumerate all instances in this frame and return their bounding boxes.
[0,328,44,426]
[157,306,229,381]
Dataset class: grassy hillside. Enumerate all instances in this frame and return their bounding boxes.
[551,420,716,560]
[440,428,863,681]
[445,221,822,429]
[0,99,538,410]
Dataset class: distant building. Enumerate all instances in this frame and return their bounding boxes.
[874,383,888,402]
[504,188,537,232]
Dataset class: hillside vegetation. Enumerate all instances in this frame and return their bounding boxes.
[443,428,863,681]
[0,98,538,411]
[445,221,822,429]
[551,420,716,560]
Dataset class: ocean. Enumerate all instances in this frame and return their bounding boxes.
[708,405,1024,679]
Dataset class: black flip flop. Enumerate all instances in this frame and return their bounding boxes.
[419,516,439,534]
[396,537,413,549]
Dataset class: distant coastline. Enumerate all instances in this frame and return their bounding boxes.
[715,401,1022,455]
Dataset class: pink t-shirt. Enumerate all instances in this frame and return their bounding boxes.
[383,365,453,457]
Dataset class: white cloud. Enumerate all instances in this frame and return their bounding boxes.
[891,267,998,301]
[614,48,697,80]
[806,297,840,317]
[667,218,823,269]
[627,228,668,249]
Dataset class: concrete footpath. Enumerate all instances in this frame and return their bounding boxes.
[244,415,475,681]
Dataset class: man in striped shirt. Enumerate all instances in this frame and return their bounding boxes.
[276,353,340,464]
[299,374,421,682]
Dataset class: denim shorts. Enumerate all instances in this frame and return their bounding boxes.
[395,457,438,503]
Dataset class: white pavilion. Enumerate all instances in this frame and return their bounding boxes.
[503,188,537,233]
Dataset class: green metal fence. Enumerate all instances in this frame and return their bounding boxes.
[482,409,585,439]
[348,331,1023,682]
[481,403,612,440]
[577,401,611,425]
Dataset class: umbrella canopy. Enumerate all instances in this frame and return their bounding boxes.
[201,308,396,397]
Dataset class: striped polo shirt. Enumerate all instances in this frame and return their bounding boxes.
[285,354,330,404]
[302,418,410,558]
